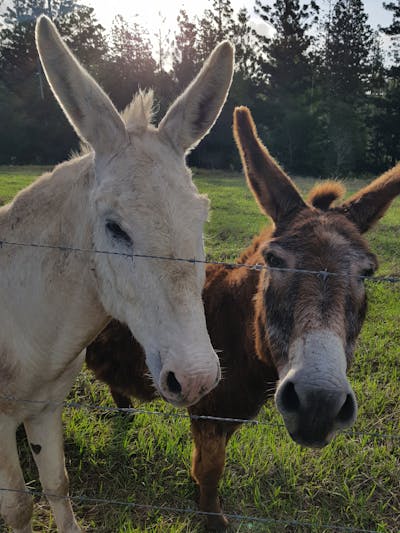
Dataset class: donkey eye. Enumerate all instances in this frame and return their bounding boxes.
[264,251,286,270]
[360,267,374,279]
[105,220,133,246]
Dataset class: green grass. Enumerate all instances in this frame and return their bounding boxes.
[1,166,399,532]
[0,165,51,204]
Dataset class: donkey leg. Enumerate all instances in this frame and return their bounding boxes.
[110,388,132,409]
[0,416,33,532]
[191,421,229,531]
[24,407,81,533]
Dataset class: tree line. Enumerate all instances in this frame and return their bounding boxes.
[1,0,400,177]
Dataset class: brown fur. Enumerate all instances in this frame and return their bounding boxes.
[86,108,400,530]
[233,107,306,226]
[86,321,156,404]
[86,253,276,531]
[86,210,365,529]
[307,181,345,210]
[335,163,400,232]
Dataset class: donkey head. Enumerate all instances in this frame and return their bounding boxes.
[35,16,234,407]
[234,106,400,447]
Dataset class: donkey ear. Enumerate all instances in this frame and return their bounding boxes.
[36,16,127,155]
[233,106,306,224]
[335,163,400,233]
[158,41,234,153]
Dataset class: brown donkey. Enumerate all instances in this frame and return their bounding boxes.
[86,107,400,530]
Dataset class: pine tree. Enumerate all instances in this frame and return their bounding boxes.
[231,7,261,80]
[324,0,373,101]
[253,0,320,172]
[185,0,262,169]
[321,0,373,174]
[0,0,107,163]
[255,0,319,93]
[382,1,400,68]
[56,5,107,75]
[0,0,106,86]
[104,14,156,110]
[368,32,386,96]
[370,1,400,168]
[383,0,400,31]
[152,11,172,75]
[172,9,199,91]
[364,33,388,171]
[197,0,235,61]
[152,12,176,119]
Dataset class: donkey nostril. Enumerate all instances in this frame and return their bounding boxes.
[337,393,355,423]
[281,381,300,412]
[166,371,182,395]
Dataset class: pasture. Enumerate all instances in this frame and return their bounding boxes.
[0,165,399,532]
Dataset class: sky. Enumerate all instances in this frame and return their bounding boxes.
[0,1,395,45]
[85,0,394,36]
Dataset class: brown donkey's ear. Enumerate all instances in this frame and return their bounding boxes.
[335,163,400,233]
[233,106,306,224]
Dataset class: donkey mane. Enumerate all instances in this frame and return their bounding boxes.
[237,181,346,263]
[85,106,400,532]
[307,181,346,210]
[237,183,346,264]
[121,89,156,133]
[0,153,93,231]
[71,91,156,159]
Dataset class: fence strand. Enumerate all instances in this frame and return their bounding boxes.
[1,238,400,283]
[0,487,384,533]
[0,238,398,530]
[0,394,399,441]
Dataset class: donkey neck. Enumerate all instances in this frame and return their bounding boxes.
[0,153,94,243]
[203,228,273,362]
[0,154,108,372]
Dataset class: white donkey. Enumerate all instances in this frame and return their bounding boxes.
[0,16,233,532]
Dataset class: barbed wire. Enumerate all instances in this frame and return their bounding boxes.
[0,238,399,439]
[0,394,399,441]
[0,487,386,533]
[0,238,398,531]
[1,238,400,283]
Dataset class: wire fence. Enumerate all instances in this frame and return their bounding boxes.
[0,237,399,532]
[0,394,399,442]
[0,393,397,532]
[1,237,400,283]
[0,487,386,533]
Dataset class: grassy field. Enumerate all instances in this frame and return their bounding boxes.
[0,165,399,532]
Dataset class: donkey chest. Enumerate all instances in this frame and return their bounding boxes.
[191,353,276,421]
[0,347,84,421]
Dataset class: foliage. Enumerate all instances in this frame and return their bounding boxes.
[0,0,107,163]
[382,0,400,67]
[2,0,400,176]
[101,15,156,111]
[172,9,199,91]
[324,0,372,101]
[196,0,235,60]
[253,0,321,173]
[0,167,399,531]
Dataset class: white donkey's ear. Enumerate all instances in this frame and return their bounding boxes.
[35,16,127,155]
[158,41,234,153]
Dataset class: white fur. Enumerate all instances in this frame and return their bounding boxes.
[275,329,357,441]
[281,330,348,387]
[0,16,233,532]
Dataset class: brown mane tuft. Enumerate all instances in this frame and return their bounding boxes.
[307,181,346,210]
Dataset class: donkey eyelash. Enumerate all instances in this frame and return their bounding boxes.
[264,251,286,270]
[360,267,375,279]
[105,220,133,247]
